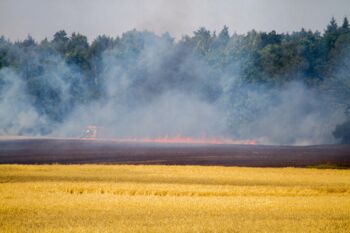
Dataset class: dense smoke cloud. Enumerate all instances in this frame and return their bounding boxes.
[0,24,349,145]
[55,34,228,139]
[225,82,345,145]
[0,68,47,135]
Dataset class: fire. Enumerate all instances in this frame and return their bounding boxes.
[96,136,256,145]
[113,136,256,145]
[81,126,257,145]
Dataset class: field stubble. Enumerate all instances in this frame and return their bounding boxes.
[0,165,350,233]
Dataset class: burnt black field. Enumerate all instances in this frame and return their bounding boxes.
[0,138,349,167]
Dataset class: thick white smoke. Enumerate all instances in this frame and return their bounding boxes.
[0,68,48,135]
[0,31,348,145]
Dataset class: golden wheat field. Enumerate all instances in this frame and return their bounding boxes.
[0,165,350,233]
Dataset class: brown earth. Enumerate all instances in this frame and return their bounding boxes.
[0,138,349,167]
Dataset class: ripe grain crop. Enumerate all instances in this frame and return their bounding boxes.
[0,165,349,232]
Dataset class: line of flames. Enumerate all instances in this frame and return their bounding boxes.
[83,136,257,145]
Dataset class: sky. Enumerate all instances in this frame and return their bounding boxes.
[0,0,349,42]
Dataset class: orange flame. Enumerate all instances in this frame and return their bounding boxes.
[81,126,257,145]
[110,136,257,145]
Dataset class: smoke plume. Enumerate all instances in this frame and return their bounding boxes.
[0,30,348,145]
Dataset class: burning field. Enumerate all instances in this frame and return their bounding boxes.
[0,137,349,167]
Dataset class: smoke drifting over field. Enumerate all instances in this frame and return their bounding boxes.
[0,27,349,145]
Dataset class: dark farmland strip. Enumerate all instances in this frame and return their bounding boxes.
[0,139,349,167]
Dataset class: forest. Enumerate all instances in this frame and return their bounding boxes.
[0,17,350,144]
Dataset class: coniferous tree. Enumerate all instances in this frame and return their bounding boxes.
[324,17,339,51]
[342,17,349,31]
[52,30,69,54]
